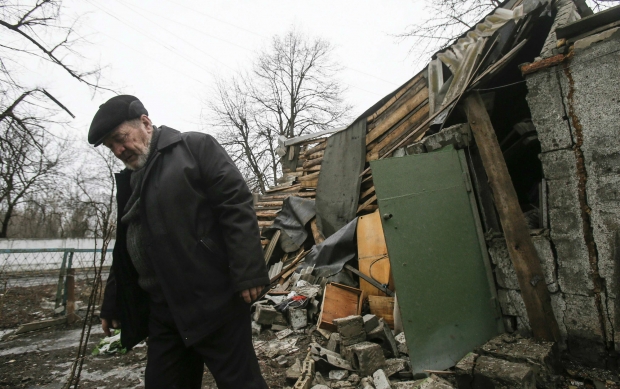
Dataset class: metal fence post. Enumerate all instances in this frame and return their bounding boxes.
[54,251,69,310]
[62,250,75,311]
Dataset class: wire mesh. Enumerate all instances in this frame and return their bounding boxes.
[0,249,112,290]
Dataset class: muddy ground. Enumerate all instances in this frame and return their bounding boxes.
[0,317,315,389]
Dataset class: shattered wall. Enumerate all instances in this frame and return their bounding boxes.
[495,29,620,366]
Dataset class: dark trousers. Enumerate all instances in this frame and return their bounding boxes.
[144,300,268,389]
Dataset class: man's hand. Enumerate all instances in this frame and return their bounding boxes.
[240,286,264,304]
[101,318,121,337]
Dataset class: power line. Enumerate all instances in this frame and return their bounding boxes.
[116,0,255,53]
[83,0,225,74]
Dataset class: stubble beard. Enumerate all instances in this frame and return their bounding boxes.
[124,137,151,171]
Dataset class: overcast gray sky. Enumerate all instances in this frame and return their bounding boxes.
[32,0,426,139]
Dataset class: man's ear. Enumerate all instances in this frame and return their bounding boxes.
[141,114,153,131]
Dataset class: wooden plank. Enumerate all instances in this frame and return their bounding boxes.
[357,194,377,213]
[464,92,560,342]
[369,102,430,158]
[311,218,325,245]
[258,221,273,228]
[263,229,281,264]
[359,186,375,200]
[357,211,393,297]
[265,184,301,194]
[13,316,68,335]
[303,157,323,169]
[256,211,279,218]
[318,283,363,331]
[255,201,284,208]
[260,192,316,201]
[368,296,395,329]
[366,86,429,145]
[366,72,426,123]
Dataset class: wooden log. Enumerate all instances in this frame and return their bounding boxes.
[366,72,426,123]
[464,92,560,342]
[298,171,320,181]
[305,150,325,160]
[366,86,429,145]
[303,141,327,157]
[300,179,319,189]
[303,157,323,169]
[305,165,321,172]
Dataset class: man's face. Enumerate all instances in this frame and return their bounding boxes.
[103,116,153,170]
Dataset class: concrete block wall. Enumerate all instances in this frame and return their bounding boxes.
[494,30,620,366]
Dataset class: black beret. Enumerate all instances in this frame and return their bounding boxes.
[88,95,148,146]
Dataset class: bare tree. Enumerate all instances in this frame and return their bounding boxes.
[396,0,500,62]
[0,0,111,237]
[205,28,352,192]
[397,0,620,64]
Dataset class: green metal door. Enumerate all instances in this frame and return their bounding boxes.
[370,148,502,373]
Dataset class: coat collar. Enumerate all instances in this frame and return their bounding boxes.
[155,125,182,151]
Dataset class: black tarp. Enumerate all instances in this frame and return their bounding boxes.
[315,119,366,238]
[265,196,316,253]
[298,218,358,278]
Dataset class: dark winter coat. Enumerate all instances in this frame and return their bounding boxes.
[100,126,269,349]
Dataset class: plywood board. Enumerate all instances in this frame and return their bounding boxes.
[368,296,395,329]
[357,211,393,297]
[317,283,363,332]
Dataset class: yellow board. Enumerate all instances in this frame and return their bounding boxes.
[357,210,394,297]
[368,295,395,329]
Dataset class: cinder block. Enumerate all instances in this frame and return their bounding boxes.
[473,356,535,389]
[525,69,573,152]
[479,333,558,388]
[383,358,407,377]
[539,150,576,180]
[253,304,279,325]
[363,314,380,332]
[372,369,392,389]
[333,315,366,346]
[289,308,308,330]
[294,375,312,389]
[366,319,399,357]
[327,333,341,353]
[455,352,477,389]
[343,341,386,377]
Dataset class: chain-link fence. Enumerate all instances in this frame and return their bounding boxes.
[0,248,112,328]
[0,248,112,289]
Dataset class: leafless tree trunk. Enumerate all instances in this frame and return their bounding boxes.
[205,27,352,192]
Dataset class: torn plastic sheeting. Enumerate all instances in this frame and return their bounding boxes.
[265,196,316,253]
[298,218,358,278]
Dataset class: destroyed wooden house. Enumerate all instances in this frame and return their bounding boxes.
[253,0,620,378]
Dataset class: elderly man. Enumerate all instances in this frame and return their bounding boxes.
[90,95,269,389]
